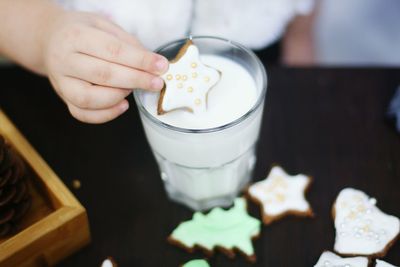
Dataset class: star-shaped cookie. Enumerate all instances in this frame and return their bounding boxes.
[332,188,400,257]
[247,166,313,225]
[157,39,221,115]
[313,251,369,267]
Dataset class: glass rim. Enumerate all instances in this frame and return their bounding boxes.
[133,35,267,134]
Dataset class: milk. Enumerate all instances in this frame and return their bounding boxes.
[143,56,258,129]
[134,39,267,210]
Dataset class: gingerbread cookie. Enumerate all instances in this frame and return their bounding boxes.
[332,188,400,257]
[313,251,369,267]
[157,39,221,115]
[168,198,261,262]
[182,259,210,267]
[247,166,313,225]
[376,260,398,267]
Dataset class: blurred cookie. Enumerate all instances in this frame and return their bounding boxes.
[101,257,117,267]
[376,260,398,267]
[332,188,400,257]
[247,165,313,225]
[313,251,368,267]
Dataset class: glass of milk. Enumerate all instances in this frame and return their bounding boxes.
[134,36,267,210]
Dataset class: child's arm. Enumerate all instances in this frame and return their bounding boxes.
[281,1,318,67]
[0,0,168,123]
[0,0,62,74]
[281,14,316,66]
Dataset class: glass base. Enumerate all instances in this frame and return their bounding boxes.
[155,146,256,211]
[165,187,238,211]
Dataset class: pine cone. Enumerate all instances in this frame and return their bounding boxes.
[0,135,32,237]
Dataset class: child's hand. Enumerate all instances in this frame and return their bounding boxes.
[44,12,168,123]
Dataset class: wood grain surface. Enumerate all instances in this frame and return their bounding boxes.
[0,110,90,267]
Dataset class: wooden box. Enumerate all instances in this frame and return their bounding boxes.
[0,110,90,267]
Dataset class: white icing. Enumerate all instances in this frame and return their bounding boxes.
[333,188,400,256]
[313,251,368,267]
[248,166,311,217]
[101,259,114,267]
[160,44,221,114]
[144,55,258,129]
[376,260,398,267]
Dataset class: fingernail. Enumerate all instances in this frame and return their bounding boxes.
[120,101,129,112]
[151,77,164,90]
[155,57,168,72]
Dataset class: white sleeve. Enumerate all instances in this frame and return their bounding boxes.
[55,0,192,50]
[191,0,315,50]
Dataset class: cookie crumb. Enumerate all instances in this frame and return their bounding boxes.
[72,179,81,189]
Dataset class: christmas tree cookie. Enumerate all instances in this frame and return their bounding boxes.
[168,198,261,262]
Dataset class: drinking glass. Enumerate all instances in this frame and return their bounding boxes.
[134,36,267,210]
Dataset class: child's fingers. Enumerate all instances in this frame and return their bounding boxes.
[67,99,129,124]
[58,77,132,110]
[75,26,168,75]
[66,53,164,91]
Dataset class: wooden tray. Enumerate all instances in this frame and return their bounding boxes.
[0,110,90,267]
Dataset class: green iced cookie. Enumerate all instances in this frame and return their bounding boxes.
[182,259,210,267]
[170,198,260,261]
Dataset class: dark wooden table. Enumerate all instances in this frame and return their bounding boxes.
[1,66,399,267]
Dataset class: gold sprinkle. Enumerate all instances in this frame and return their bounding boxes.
[362,225,370,232]
[263,186,273,193]
[357,205,366,213]
[166,74,173,81]
[353,195,363,203]
[204,76,210,82]
[177,83,183,89]
[269,176,287,190]
[192,72,198,78]
[72,179,81,189]
[195,98,201,105]
[275,193,286,203]
[187,87,193,93]
[182,75,187,81]
[191,62,197,68]
[348,211,357,220]
[176,74,181,80]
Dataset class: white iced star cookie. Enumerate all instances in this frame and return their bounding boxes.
[157,39,221,115]
[313,251,369,267]
[247,166,313,225]
[333,188,400,257]
[376,260,398,267]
